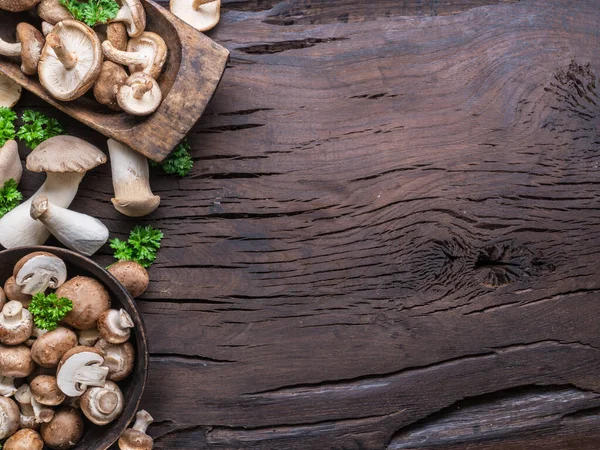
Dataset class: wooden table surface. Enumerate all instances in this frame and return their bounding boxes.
[12,0,600,448]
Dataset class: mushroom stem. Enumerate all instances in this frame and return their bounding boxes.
[0,376,16,397]
[46,33,77,70]
[102,41,147,66]
[132,409,153,433]
[118,309,134,329]
[0,141,22,186]
[41,22,54,36]
[192,0,216,8]
[0,38,21,57]
[2,301,23,325]
[31,396,55,423]
[74,365,109,387]
[132,79,153,99]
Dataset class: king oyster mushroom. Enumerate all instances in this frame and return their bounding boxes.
[31,326,77,368]
[13,252,67,295]
[0,75,21,108]
[94,61,128,110]
[0,136,106,248]
[108,260,149,298]
[0,23,44,75]
[0,300,33,345]
[39,20,103,101]
[3,428,44,450]
[81,381,124,425]
[0,140,22,186]
[95,338,135,381]
[57,276,111,330]
[109,0,146,37]
[40,407,84,449]
[56,346,109,397]
[118,410,154,450]
[118,72,162,116]
[102,32,167,79]
[30,196,110,256]
[170,0,220,32]
[0,397,20,439]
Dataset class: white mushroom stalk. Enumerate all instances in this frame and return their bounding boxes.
[0,37,21,57]
[0,376,16,397]
[119,409,154,449]
[107,139,160,217]
[110,0,146,37]
[30,196,110,256]
[0,300,33,345]
[0,140,22,186]
[45,33,77,70]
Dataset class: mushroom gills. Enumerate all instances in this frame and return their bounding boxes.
[15,253,67,295]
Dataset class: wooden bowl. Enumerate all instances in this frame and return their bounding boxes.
[0,1,229,162]
[0,246,149,450]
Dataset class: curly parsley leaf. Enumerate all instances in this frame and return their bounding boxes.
[28,293,73,331]
[0,179,22,219]
[16,110,65,149]
[110,225,164,268]
[0,107,17,147]
[150,140,194,177]
[60,0,119,27]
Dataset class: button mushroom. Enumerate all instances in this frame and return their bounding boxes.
[0,375,16,397]
[95,338,135,381]
[15,383,54,426]
[0,75,21,108]
[56,346,109,397]
[107,139,160,217]
[30,326,77,368]
[37,0,73,24]
[3,428,44,450]
[30,375,66,406]
[30,196,110,256]
[0,140,22,186]
[57,276,111,330]
[40,407,84,450]
[0,135,106,248]
[109,0,146,37]
[0,300,33,345]
[118,72,162,116]
[0,0,40,11]
[39,20,103,101]
[94,61,128,111]
[102,32,167,79]
[0,23,44,76]
[97,308,134,344]
[0,344,35,377]
[118,409,154,450]
[3,277,31,306]
[13,251,67,295]
[0,397,20,439]
[170,0,220,32]
[78,328,100,347]
[108,260,149,298]
[81,380,124,425]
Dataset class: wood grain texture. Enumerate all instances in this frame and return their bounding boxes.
[6,0,600,448]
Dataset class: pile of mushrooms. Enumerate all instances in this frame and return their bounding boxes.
[0,0,169,116]
[0,251,149,449]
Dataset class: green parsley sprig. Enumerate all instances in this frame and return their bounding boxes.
[28,293,73,331]
[0,107,17,146]
[60,0,120,27]
[110,225,164,268]
[150,140,194,177]
[16,110,65,149]
[0,179,22,219]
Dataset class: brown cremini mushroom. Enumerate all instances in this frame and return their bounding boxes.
[0,75,21,108]
[94,61,128,111]
[81,380,124,425]
[37,0,72,24]
[117,72,162,116]
[109,0,146,37]
[108,260,149,298]
[0,140,22,186]
[118,409,154,450]
[58,276,111,330]
[170,0,220,32]
[31,326,77,368]
[13,251,67,295]
[40,407,84,450]
[0,397,20,439]
[3,276,31,306]
[0,344,35,377]
[97,308,134,344]
[0,375,16,397]
[102,32,167,79]
[95,338,135,381]
[3,428,44,450]
[30,375,66,406]
[0,300,33,345]
[15,383,54,426]
[56,346,109,397]
[0,23,44,75]
[39,20,102,101]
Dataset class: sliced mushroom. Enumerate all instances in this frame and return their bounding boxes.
[97,308,134,344]
[0,344,35,377]
[31,326,77,368]
[39,20,102,101]
[108,260,149,298]
[0,23,44,76]
[56,346,109,397]
[0,140,22,186]
[15,383,54,427]
[40,407,83,450]
[102,32,167,79]
[3,277,31,306]
[94,61,128,111]
[3,428,44,450]
[0,376,16,397]
[109,0,146,37]
[37,0,72,24]
[0,300,33,345]
[95,338,135,381]
[0,75,21,108]
[81,381,124,425]
[78,328,100,347]
[108,139,160,217]
[57,276,111,330]
[30,196,110,256]
[30,375,66,406]
[170,0,220,32]
[0,397,20,439]
[13,252,67,295]
[118,72,162,116]
[118,409,154,450]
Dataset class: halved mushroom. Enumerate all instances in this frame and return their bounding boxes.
[118,409,154,450]
[0,140,22,186]
[95,338,135,381]
[57,276,111,330]
[0,23,44,76]
[0,136,106,248]
[109,0,146,37]
[30,375,66,406]
[98,308,134,344]
[94,61,128,111]
[0,376,16,397]
[0,397,20,439]
[4,428,44,450]
[0,344,35,377]
[14,252,67,295]
[31,327,77,368]
[108,139,160,217]
[170,0,220,32]
[40,407,83,450]
[118,72,162,116]
[15,383,54,427]
[0,300,33,345]
[102,32,167,79]
[0,75,21,108]
[39,20,102,101]
[108,260,149,298]
[81,381,124,425]
[3,276,31,305]
[31,196,110,256]
[78,328,100,347]
[37,0,72,24]
[56,346,109,397]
